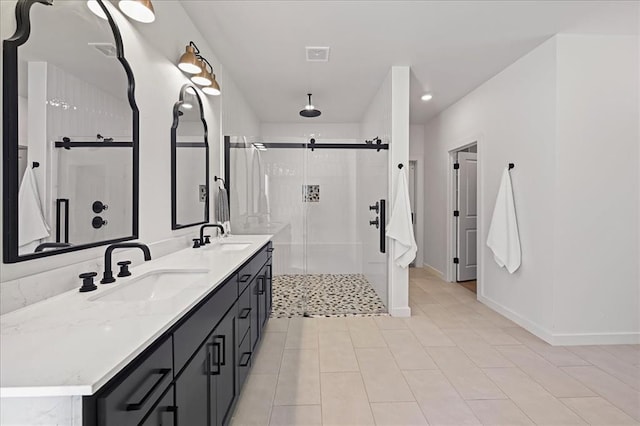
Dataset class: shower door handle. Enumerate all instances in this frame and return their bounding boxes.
[380,199,386,254]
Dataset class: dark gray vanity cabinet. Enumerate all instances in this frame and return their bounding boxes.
[140,386,176,426]
[209,309,236,426]
[84,242,272,426]
[174,343,208,426]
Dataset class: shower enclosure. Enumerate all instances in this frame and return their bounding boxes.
[225,136,388,317]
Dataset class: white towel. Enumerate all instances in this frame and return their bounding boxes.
[487,168,521,273]
[18,167,50,253]
[386,169,417,268]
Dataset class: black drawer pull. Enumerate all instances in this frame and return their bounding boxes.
[239,352,251,367]
[239,274,251,283]
[266,248,274,253]
[239,307,252,319]
[208,342,221,375]
[125,368,171,411]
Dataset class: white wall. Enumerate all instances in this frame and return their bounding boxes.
[409,124,425,267]
[0,1,259,313]
[553,34,639,342]
[361,66,412,317]
[423,35,639,344]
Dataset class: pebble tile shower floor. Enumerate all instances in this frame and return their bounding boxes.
[270,274,387,318]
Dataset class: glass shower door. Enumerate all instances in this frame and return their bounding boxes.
[303,145,388,315]
[228,138,310,316]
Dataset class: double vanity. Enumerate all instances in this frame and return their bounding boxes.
[0,235,273,425]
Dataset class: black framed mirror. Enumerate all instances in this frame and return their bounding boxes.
[171,85,209,229]
[2,0,139,263]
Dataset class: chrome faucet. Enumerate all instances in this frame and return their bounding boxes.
[101,242,151,284]
[198,224,225,246]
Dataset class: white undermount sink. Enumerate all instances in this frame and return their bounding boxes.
[217,242,251,252]
[89,268,209,302]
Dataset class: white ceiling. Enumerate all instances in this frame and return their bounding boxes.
[182,1,638,125]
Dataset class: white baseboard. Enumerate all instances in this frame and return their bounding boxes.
[477,295,555,343]
[423,264,444,279]
[390,306,411,317]
[478,295,640,346]
[551,332,640,346]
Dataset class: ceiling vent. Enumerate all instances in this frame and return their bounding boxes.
[306,46,330,62]
[89,43,117,57]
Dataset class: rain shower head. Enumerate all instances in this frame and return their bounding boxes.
[299,93,321,118]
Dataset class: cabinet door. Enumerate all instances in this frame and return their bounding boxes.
[174,342,210,426]
[140,386,176,426]
[250,278,259,351]
[210,309,236,426]
[257,267,269,331]
[266,263,273,315]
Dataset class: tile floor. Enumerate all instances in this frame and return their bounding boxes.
[230,267,640,425]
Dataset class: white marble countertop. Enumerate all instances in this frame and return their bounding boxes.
[0,235,271,398]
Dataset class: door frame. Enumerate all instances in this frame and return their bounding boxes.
[445,140,481,292]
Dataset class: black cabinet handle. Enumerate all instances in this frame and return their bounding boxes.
[266,248,274,253]
[214,335,226,366]
[239,307,252,319]
[160,405,177,426]
[258,276,265,295]
[239,274,251,283]
[125,368,171,411]
[208,342,221,375]
[239,352,251,367]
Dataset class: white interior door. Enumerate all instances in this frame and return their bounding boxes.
[456,152,477,281]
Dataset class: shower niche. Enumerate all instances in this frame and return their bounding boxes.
[2,0,139,262]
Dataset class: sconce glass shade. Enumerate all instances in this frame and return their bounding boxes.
[178,45,201,74]
[191,61,212,86]
[87,0,108,20]
[118,0,155,23]
[202,74,221,96]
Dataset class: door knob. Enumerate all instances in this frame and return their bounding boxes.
[369,217,379,229]
[92,200,108,213]
[369,202,379,214]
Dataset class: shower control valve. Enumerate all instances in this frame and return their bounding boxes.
[369,217,380,229]
[369,202,379,214]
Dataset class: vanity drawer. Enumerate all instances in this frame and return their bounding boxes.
[173,276,237,374]
[237,243,272,294]
[237,285,252,346]
[96,337,173,426]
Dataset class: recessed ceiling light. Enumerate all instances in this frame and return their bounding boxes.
[421,93,433,102]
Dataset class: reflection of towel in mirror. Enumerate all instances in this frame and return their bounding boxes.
[487,168,521,273]
[215,179,230,225]
[18,167,50,253]
[386,169,417,268]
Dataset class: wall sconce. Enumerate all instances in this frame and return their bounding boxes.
[87,0,155,23]
[118,0,155,23]
[177,41,221,96]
